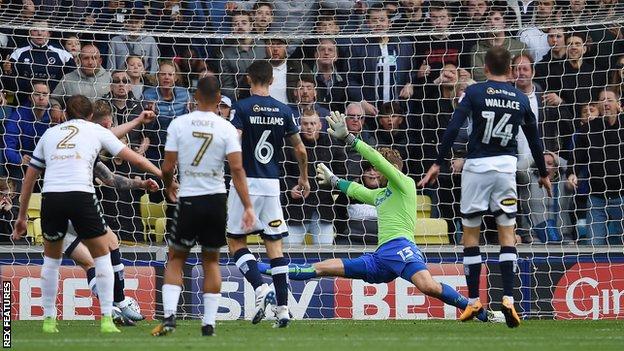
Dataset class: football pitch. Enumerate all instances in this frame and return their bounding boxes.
[8,320,624,351]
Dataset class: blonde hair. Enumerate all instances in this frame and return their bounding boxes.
[377,147,403,169]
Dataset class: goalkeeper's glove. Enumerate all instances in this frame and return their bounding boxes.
[326,111,356,146]
[316,163,339,188]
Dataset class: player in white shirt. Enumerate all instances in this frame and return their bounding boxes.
[152,76,255,337]
[12,95,163,334]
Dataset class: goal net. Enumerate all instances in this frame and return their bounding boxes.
[0,0,623,321]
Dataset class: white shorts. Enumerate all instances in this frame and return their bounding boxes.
[460,170,517,219]
[226,191,288,240]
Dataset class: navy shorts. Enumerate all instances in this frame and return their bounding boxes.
[342,237,427,284]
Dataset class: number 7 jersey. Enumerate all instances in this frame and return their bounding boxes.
[231,95,299,196]
[164,110,241,197]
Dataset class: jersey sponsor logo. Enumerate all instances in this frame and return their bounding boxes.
[374,188,392,206]
[484,98,520,110]
[268,219,282,228]
[252,104,280,113]
[50,152,81,161]
[249,116,284,125]
[486,87,517,97]
[183,169,221,178]
[500,198,517,206]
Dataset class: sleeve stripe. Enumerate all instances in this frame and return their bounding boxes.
[28,162,44,170]
[30,155,45,164]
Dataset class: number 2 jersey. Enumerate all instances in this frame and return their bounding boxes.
[435,80,547,176]
[164,110,241,197]
[231,95,299,196]
[29,119,126,193]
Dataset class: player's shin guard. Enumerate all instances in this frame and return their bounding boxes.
[94,254,115,316]
[257,261,318,280]
[87,267,97,297]
[439,283,488,322]
[41,256,62,318]
[233,248,264,290]
[499,246,518,299]
[162,284,182,318]
[462,246,482,303]
[110,248,125,304]
[270,257,290,307]
[202,293,220,327]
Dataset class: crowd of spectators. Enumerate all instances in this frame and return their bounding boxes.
[0,0,623,246]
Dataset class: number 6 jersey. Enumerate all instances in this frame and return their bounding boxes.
[30,119,126,193]
[231,95,299,196]
[164,110,241,197]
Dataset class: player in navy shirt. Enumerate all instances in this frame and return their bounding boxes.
[419,47,551,328]
[227,60,309,328]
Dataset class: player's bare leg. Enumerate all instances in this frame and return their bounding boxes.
[81,233,120,333]
[498,223,520,328]
[265,239,290,328]
[200,250,221,336]
[460,224,484,322]
[152,248,188,336]
[41,240,64,333]
[228,237,275,324]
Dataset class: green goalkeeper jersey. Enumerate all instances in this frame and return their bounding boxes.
[337,139,417,247]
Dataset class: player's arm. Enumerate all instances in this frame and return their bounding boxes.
[161,151,178,201]
[110,110,156,138]
[100,125,162,178]
[316,163,378,205]
[227,151,255,231]
[520,111,552,196]
[417,105,469,187]
[288,132,310,198]
[325,112,409,191]
[94,161,159,191]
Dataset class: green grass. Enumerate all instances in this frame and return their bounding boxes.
[9,319,624,351]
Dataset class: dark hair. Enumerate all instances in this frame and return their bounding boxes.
[247,60,273,85]
[66,95,93,120]
[195,76,221,104]
[512,52,535,71]
[367,3,387,17]
[231,9,251,19]
[30,80,48,90]
[485,46,511,76]
[429,1,450,14]
[298,74,316,87]
[253,1,273,11]
[488,5,509,19]
[566,31,588,43]
[92,100,112,124]
[379,101,404,116]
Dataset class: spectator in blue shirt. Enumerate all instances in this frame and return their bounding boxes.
[2,80,52,180]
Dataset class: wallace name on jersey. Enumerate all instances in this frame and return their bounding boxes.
[485,98,521,110]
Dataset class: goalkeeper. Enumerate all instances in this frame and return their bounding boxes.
[260,112,491,322]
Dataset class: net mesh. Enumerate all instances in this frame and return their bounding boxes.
[0,0,624,321]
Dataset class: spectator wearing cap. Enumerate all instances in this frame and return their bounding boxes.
[108,9,159,74]
[218,95,232,119]
[265,38,311,105]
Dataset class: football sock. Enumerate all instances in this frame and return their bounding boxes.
[162,284,182,319]
[94,253,114,316]
[202,293,220,327]
[270,257,290,306]
[233,248,264,290]
[463,246,482,300]
[257,262,318,280]
[87,267,97,297]
[110,248,125,304]
[41,256,62,318]
[499,246,518,298]
[439,283,487,322]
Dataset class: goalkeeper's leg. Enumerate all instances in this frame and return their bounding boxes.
[408,269,488,322]
[460,223,484,322]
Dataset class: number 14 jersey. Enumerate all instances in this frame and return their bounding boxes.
[231,95,299,196]
[457,80,538,174]
[165,110,241,197]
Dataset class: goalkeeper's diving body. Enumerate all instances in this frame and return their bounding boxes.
[259,111,492,322]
